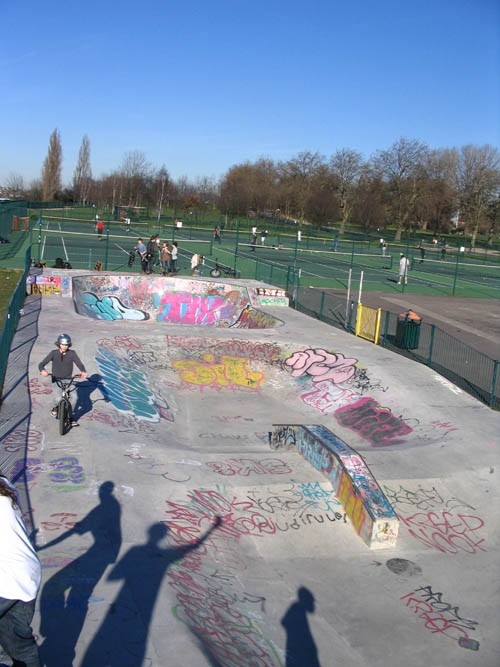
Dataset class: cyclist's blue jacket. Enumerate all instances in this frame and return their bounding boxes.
[38,349,86,380]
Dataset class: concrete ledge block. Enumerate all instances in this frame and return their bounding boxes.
[271,423,399,549]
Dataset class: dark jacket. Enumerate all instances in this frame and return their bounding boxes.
[39,349,86,379]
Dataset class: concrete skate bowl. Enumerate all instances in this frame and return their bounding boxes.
[72,274,286,328]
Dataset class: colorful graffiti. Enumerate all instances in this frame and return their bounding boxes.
[163,482,346,666]
[279,425,398,547]
[80,292,149,320]
[154,290,241,325]
[172,354,264,389]
[95,346,173,422]
[10,456,85,489]
[285,348,357,385]
[71,275,283,328]
[334,397,413,446]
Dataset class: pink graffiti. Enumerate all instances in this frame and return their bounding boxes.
[1,428,42,453]
[165,489,276,541]
[40,512,78,531]
[335,397,412,445]
[300,380,357,413]
[29,378,52,395]
[285,348,357,384]
[157,292,239,325]
[431,420,459,433]
[400,510,486,554]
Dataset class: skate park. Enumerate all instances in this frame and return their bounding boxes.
[1,269,499,667]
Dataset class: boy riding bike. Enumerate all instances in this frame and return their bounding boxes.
[39,334,88,426]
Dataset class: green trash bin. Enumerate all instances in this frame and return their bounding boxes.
[395,310,421,349]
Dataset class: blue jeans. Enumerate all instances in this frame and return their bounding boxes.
[0,596,41,667]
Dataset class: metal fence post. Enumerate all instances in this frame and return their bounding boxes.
[104,226,110,270]
[427,324,435,366]
[319,291,325,321]
[452,251,461,296]
[381,311,390,346]
[490,361,499,409]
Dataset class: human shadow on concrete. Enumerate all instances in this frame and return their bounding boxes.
[37,481,122,667]
[79,516,221,667]
[72,373,111,421]
[281,586,322,667]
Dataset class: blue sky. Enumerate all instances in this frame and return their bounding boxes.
[2,0,499,186]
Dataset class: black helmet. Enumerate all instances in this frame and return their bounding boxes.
[56,333,72,346]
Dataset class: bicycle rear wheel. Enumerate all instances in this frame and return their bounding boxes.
[58,399,71,435]
[210,268,221,278]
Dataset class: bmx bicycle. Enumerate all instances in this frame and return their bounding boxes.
[209,259,240,279]
[51,375,81,435]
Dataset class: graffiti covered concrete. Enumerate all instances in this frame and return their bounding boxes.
[72,275,284,328]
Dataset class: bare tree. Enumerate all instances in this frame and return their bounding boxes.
[119,150,153,207]
[278,151,325,224]
[414,149,456,233]
[42,128,63,200]
[453,144,500,248]
[5,173,26,198]
[220,163,263,216]
[73,135,92,204]
[329,148,364,232]
[372,138,429,239]
[154,166,170,222]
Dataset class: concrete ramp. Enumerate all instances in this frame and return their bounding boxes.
[2,279,499,667]
[71,273,286,328]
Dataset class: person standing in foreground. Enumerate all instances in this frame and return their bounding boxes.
[39,334,88,426]
[0,475,42,667]
[398,253,409,285]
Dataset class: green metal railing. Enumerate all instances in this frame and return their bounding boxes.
[0,248,31,402]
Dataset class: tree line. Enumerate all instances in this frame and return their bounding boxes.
[3,129,500,245]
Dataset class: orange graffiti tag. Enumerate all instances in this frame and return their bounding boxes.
[338,470,366,534]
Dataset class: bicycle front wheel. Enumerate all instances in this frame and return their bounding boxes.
[210,269,221,278]
[59,399,70,436]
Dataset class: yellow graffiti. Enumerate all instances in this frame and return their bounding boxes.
[172,354,264,389]
[338,470,366,534]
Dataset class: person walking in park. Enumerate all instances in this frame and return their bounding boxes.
[213,226,221,244]
[0,474,42,667]
[39,333,88,425]
[418,243,425,263]
[398,253,409,285]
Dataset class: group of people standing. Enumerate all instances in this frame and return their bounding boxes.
[135,236,178,276]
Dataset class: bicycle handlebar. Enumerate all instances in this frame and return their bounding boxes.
[49,374,83,388]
